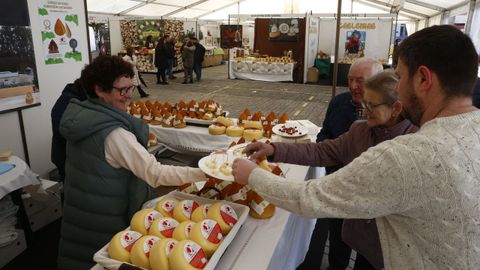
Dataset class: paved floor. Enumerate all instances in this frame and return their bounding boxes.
[136,65,348,127]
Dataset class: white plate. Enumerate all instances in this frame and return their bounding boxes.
[198,153,238,181]
[279,23,290,34]
[272,123,309,138]
[227,143,249,158]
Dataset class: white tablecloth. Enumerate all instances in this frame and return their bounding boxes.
[229,60,295,82]
[149,120,320,155]
[0,156,39,200]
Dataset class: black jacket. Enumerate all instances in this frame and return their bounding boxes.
[194,43,206,64]
[154,43,169,68]
[50,80,87,179]
[473,78,480,109]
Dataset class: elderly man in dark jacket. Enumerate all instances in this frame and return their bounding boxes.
[191,37,206,82]
[181,38,196,84]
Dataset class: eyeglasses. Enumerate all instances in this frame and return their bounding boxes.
[112,85,135,96]
[361,101,388,111]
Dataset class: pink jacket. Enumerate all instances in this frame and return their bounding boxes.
[271,119,418,269]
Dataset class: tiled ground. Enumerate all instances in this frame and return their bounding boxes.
[135,64,348,127]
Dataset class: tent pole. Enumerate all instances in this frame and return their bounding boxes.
[332,0,343,98]
[465,0,476,36]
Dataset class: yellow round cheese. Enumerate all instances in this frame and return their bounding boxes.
[191,204,211,223]
[216,116,233,127]
[226,126,244,137]
[206,202,239,235]
[173,200,200,222]
[149,217,180,239]
[190,219,223,258]
[107,230,142,263]
[130,208,163,235]
[243,129,263,141]
[149,238,178,270]
[155,197,179,217]
[169,240,208,270]
[243,120,263,130]
[172,221,195,241]
[208,124,226,135]
[130,235,161,269]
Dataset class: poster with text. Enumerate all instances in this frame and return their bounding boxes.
[220,25,242,49]
[0,0,40,113]
[38,0,82,65]
[269,18,300,41]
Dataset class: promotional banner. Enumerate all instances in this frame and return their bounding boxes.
[317,18,393,62]
[268,18,300,41]
[220,25,242,48]
[38,0,83,64]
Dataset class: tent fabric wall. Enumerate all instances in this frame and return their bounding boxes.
[254,18,306,83]
[468,1,480,54]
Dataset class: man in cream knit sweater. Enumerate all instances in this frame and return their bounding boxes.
[232,25,480,269]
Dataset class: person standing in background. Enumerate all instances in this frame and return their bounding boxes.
[122,47,149,97]
[191,37,206,82]
[181,37,196,84]
[165,35,177,80]
[154,37,169,85]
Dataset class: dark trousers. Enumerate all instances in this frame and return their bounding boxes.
[297,218,328,270]
[136,85,148,97]
[193,62,202,81]
[156,67,166,83]
[167,58,174,78]
[328,218,352,270]
[183,67,193,83]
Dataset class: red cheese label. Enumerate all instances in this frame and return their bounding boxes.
[161,199,177,216]
[165,239,177,256]
[120,231,142,252]
[143,236,160,258]
[220,204,238,227]
[158,218,179,238]
[144,210,161,230]
[185,222,194,238]
[182,200,200,219]
[183,241,208,268]
[201,219,223,244]
[203,204,210,217]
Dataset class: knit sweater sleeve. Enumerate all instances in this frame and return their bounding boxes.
[249,140,413,219]
[104,128,207,187]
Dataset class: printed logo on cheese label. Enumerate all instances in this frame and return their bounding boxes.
[250,200,270,215]
[185,222,194,238]
[145,210,161,229]
[183,241,208,268]
[120,231,142,252]
[158,218,179,238]
[201,219,223,244]
[161,200,177,215]
[165,239,177,256]
[182,200,199,219]
[143,236,160,258]
[228,188,246,202]
[203,204,211,217]
[220,204,238,227]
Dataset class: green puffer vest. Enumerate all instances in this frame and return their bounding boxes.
[57,98,155,270]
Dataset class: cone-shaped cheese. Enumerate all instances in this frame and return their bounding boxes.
[278,112,289,124]
[174,112,187,128]
[206,202,238,235]
[172,221,195,241]
[173,200,200,222]
[191,204,211,223]
[150,238,178,270]
[251,111,263,121]
[248,190,275,219]
[130,235,161,269]
[130,208,162,235]
[155,197,179,217]
[169,240,208,270]
[190,219,223,258]
[150,217,180,239]
[107,230,142,263]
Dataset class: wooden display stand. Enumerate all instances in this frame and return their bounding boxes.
[0,85,34,99]
[202,54,223,67]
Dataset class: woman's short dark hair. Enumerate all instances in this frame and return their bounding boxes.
[395,25,478,97]
[80,56,134,98]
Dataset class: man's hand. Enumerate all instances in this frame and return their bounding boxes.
[243,142,274,161]
[232,158,258,185]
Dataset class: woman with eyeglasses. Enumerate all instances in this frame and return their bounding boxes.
[57,56,207,270]
[233,69,417,270]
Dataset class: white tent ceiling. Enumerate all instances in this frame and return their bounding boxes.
[86,0,470,21]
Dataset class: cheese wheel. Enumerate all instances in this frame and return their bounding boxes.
[243,120,263,130]
[191,204,211,223]
[216,116,233,127]
[150,238,178,270]
[206,202,238,235]
[130,208,163,235]
[226,126,244,137]
[248,191,275,219]
[107,230,142,263]
[169,240,208,270]
[173,221,195,241]
[155,197,179,217]
[208,124,226,135]
[174,200,200,222]
[130,235,161,269]
[243,129,263,141]
[150,217,180,239]
[190,219,223,258]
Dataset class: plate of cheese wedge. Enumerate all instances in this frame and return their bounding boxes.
[198,153,238,182]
